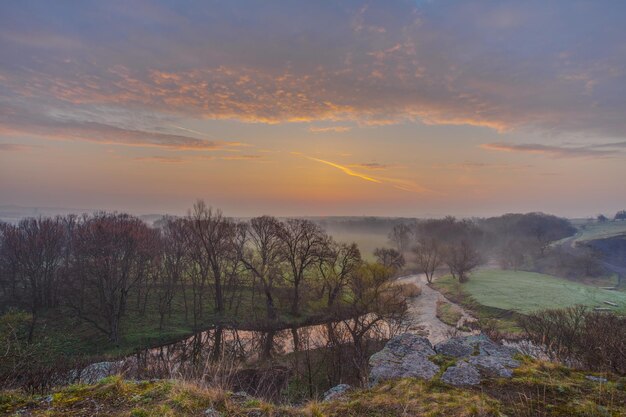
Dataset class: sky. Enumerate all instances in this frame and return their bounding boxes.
[1,0,625,218]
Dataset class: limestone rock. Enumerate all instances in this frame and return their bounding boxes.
[441,362,481,386]
[434,337,475,358]
[74,361,122,384]
[468,355,519,378]
[369,334,439,385]
[323,384,351,402]
[369,333,520,387]
[369,352,439,385]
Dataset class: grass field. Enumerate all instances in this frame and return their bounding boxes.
[569,219,626,242]
[435,270,626,315]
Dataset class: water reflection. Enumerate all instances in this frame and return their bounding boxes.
[120,315,406,401]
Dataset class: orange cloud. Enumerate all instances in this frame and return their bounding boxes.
[308,126,352,133]
[134,156,185,163]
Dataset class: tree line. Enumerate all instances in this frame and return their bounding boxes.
[388,213,581,282]
[0,201,407,348]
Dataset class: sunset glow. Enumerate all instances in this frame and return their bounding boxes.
[1,1,625,217]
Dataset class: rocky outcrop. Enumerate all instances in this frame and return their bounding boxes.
[368,333,439,385]
[369,333,520,387]
[71,361,124,384]
[323,384,351,401]
[441,361,481,386]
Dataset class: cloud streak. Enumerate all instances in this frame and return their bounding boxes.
[348,162,396,171]
[480,143,620,159]
[305,156,433,194]
[0,102,241,151]
[307,157,381,184]
[0,143,34,152]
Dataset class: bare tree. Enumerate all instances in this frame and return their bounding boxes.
[388,223,413,253]
[373,247,405,273]
[412,237,443,284]
[444,240,482,283]
[318,239,362,309]
[187,201,237,315]
[279,219,326,316]
[239,216,284,321]
[0,217,66,341]
[341,262,408,384]
[498,238,529,270]
[156,217,187,330]
[69,213,154,344]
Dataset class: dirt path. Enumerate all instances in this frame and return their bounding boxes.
[399,274,476,344]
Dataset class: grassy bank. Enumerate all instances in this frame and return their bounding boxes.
[433,269,626,336]
[435,300,463,327]
[24,284,358,364]
[2,357,625,416]
[571,220,626,243]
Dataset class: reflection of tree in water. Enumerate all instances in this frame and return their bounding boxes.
[128,317,406,402]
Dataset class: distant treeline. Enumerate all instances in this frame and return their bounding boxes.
[382,212,597,281]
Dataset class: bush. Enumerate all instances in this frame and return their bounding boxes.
[395,282,422,298]
[519,306,626,375]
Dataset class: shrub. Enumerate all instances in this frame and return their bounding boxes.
[395,282,422,298]
[519,306,626,375]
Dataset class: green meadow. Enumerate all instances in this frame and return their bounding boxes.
[436,269,626,315]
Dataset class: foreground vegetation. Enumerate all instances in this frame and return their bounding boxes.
[1,356,625,417]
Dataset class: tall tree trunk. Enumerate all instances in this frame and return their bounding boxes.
[291,281,300,315]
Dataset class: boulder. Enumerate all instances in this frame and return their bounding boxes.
[434,337,475,358]
[468,355,519,378]
[369,333,435,368]
[441,362,481,386]
[369,333,520,387]
[74,361,122,384]
[369,353,439,385]
[435,334,517,358]
[369,334,439,385]
[323,384,351,402]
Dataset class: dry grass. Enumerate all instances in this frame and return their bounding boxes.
[395,282,422,298]
[2,357,626,416]
[436,299,463,327]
